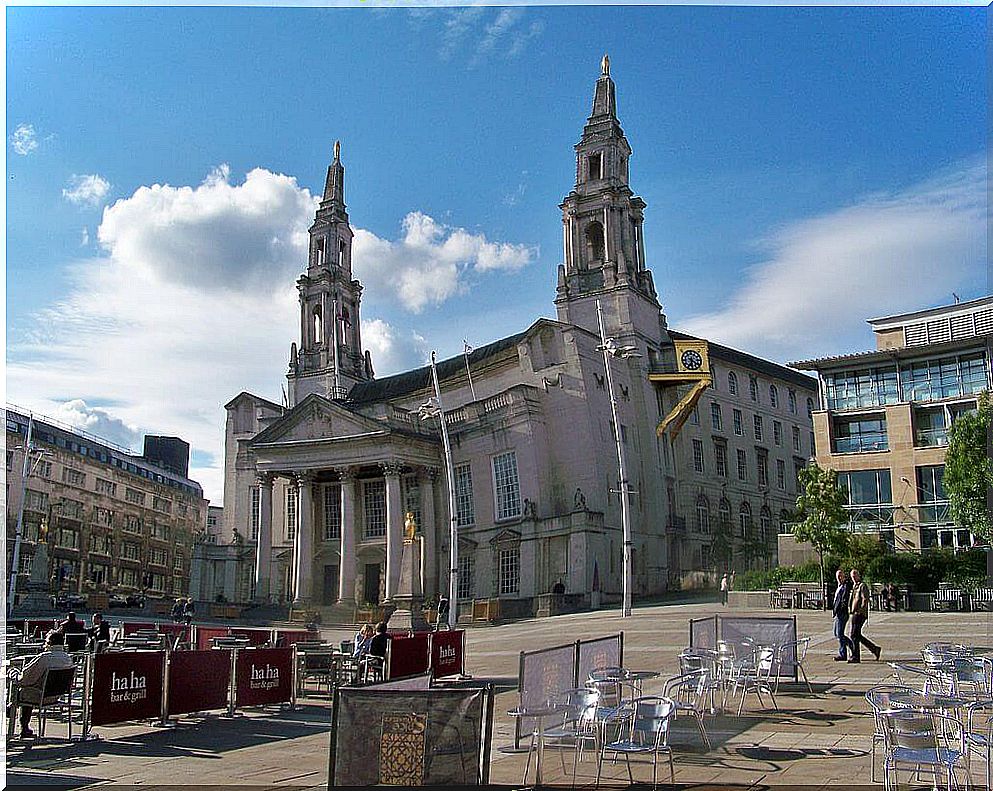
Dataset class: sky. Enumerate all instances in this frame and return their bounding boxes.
[5,6,988,505]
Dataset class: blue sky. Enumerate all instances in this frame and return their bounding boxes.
[6,6,987,502]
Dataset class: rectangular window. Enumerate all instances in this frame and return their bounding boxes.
[692,440,704,473]
[792,425,802,453]
[24,489,49,512]
[736,449,747,481]
[794,459,805,488]
[916,465,951,525]
[457,552,473,600]
[286,486,298,540]
[62,468,85,487]
[95,478,117,496]
[150,548,168,566]
[125,488,145,505]
[492,451,522,520]
[498,547,520,595]
[773,420,783,446]
[710,403,723,432]
[56,528,79,549]
[121,541,141,561]
[714,442,728,478]
[324,483,342,540]
[34,460,52,479]
[776,459,786,490]
[363,480,386,538]
[831,415,887,453]
[825,367,898,409]
[902,352,989,401]
[753,415,763,442]
[250,487,261,540]
[153,496,172,513]
[757,450,769,488]
[733,409,743,436]
[95,507,114,527]
[837,469,893,526]
[150,522,169,540]
[454,463,475,527]
[119,568,139,587]
[124,514,142,534]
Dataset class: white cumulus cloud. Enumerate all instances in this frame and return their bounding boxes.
[363,319,430,376]
[10,123,39,155]
[63,174,111,207]
[353,211,537,313]
[52,399,142,451]
[681,158,987,361]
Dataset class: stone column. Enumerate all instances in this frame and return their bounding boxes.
[382,461,404,600]
[419,467,438,597]
[223,556,238,602]
[293,472,315,606]
[254,472,274,601]
[337,466,358,603]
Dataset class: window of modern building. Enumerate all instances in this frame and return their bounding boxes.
[902,352,989,402]
[753,415,763,442]
[739,502,752,538]
[695,495,710,534]
[733,409,743,436]
[916,465,951,526]
[776,459,786,490]
[493,451,522,521]
[324,483,342,540]
[714,441,728,478]
[711,402,723,432]
[454,463,475,527]
[773,420,783,446]
[792,425,802,453]
[250,487,260,540]
[770,385,779,408]
[824,366,899,410]
[498,546,520,595]
[736,449,747,481]
[912,401,978,448]
[837,469,893,526]
[728,371,738,395]
[286,485,299,540]
[831,414,887,453]
[757,450,769,488]
[692,440,705,473]
[749,375,758,402]
[362,480,384,538]
[457,552,474,600]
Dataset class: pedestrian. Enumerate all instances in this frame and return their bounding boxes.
[436,595,450,630]
[171,599,184,622]
[183,597,195,627]
[720,573,729,607]
[848,568,881,663]
[831,569,854,661]
[89,612,111,652]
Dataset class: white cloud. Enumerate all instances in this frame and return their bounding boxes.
[62,174,111,207]
[353,211,537,313]
[10,123,39,155]
[681,158,987,361]
[436,8,543,64]
[362,319,430,376]
[52,399,142,451]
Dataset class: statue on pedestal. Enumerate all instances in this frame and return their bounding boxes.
[388,512,429,632]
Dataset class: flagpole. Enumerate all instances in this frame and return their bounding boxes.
[429,352,460,630]
[463,340,477,401]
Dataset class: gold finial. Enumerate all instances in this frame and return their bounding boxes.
[333,140,341,161]
[601,54,610,76]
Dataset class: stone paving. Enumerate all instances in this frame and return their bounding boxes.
[6,601,992,788]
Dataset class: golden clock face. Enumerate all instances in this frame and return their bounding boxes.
[681,349,703,371]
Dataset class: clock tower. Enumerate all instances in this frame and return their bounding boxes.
[555,56,665,349]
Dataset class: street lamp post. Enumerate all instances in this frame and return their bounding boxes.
[596,300,641,618]
[420,351,460,630]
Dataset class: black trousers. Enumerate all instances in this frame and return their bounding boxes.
[849,614,879,661]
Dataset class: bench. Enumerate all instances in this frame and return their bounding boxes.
[934,587,962,612]
[969,588,993,612]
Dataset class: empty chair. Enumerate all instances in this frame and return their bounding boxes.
[888,662,944,693]
[966,700,993,791]
[663,670,712,751]
[951,656,992,701]
[730,647,777,716]
[864,684,913,784]
[880,708,969,791]
[596,696,676,791]
[774,636,813,694]
[541,687,602,786]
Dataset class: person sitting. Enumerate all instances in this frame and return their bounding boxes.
[369,621,391,659]
[353,624,374,657]
[552,579,566,596]
[8,631,74,739]
[88,612,111,652]
[57,611,86,635]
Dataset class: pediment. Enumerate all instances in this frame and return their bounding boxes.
[250,394,387,446]
[490,528,522,546]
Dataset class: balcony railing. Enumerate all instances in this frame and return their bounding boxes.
[914,428,949,448]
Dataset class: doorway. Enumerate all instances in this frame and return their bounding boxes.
[363,563,381,605]
[322,564,339,605]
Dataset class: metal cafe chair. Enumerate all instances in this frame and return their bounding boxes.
[663,670,712,751]
[965,699,993,791]
[889,662,945,694]
[729,646,778,716]
[774,636,813,694]
[541,687,602,787]
[879,708,969,791]
[864,684,914,784]
[595,696,676,791]
[6,666,77,744]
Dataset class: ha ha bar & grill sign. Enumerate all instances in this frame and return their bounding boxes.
[89,651,165,726]
[234,647,295,708]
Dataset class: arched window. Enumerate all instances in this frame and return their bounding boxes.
[806,397,814,419]
[695,495,710,534]
[770,385,779,408]
[338,239,347,268]
[779,508,792,534]
[312,306,323,346]
[585,221,605,264]
[738,501,752,538]
[727,371,738,396]
[719,498,732,532]
[749,375,759,402]
[788,389,797,414]
[760,506,773,543]
[339,306,351,347]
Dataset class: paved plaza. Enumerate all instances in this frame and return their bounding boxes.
[6,602,992,788]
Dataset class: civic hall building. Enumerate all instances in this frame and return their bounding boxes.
[220,59,817,620]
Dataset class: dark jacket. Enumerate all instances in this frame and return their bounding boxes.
[833,582,850,618]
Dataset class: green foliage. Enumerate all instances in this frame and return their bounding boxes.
[945,392,993,541]
[738,561,821,591]
[794,464,850,555]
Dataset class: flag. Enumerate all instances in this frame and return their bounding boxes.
[463,339,473,356]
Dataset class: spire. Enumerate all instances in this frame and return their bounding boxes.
[590,54,617,120]
[321,140,346,212]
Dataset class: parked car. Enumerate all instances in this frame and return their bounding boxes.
[51,592,87,611]
[126,593,146,608]
[108,594,130,608]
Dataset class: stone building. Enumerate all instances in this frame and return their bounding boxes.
[221,58,816,618]
[5,406,207,604]
[790,296,993,554]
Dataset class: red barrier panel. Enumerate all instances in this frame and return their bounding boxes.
[195,626,230,651]
[273,629,316,646]
[430,630,465,679]
[234,647,294,708]
[167,650,232,716]
[157,623,190,645]
[90,651,165,726]
[229,628,271,646]
[387,632,431,680]
[122,622,156,636]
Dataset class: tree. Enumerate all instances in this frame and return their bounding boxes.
[944,391,993,543]
[794,463,850,609]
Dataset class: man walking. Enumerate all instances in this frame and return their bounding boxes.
[848,568,881,663]
[831,569,853,661]
[720,573,729,607]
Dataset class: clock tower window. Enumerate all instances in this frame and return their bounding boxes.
[585,221,605,265]
[312,306,323,346]
[587,152,602,181]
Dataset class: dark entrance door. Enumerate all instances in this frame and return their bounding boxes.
[322,564,339,606]
[363,563,381,605]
